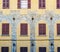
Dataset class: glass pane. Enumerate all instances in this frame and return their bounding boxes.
[20,47,28,52]
[39,47,46,52]
[1,47,9,52]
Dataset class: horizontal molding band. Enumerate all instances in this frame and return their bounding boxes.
[0,39,60,41]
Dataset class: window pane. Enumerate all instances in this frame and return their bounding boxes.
[57,4,60,8]
[57,24,60,35]
[39,47,46,52]
[43,3,45,8]
[21,0,28,8]
[57,47,60,52]
[39,24,46,35]
[2,23,9,35]
[20,23,28,35]
[3,3,5,9]
[6,3,9,8]
[1,47,9,52]
[18,0,31,9]
[20,47,28,52]
[6,0,9,2]
[3,0,5,2]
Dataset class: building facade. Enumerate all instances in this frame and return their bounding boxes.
[0,0,60,52]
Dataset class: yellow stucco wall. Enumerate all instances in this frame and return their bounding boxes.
[35,20,49,40]
[0,0,60,52]
[0,0,60,14]
[54,20,60,39]
[54,40,60,52]
[0,20,12,40]
[17,20,30,40]
[0,41,12,52]
[36,41,49,52]
[17,41,30,52]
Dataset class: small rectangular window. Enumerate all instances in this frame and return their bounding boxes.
[20,23,28,36]
[57,47,60,52]
[57,24,60,35]
[39,0,45,9]
[2,23,9,36]
[1,47,9,52]
[39,47,46,52]
[3,0,9,9]
[20,47,28,52]
[39,24,46,35]
[17,0,31,9]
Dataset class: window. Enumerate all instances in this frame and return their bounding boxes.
[57,24,60,35]
[57,47,60,52]
[39,24,46,35]
[20,47,28,52]
[3,0,9,9]
[20,23,28,36]
[39,47,46,52]
[1,47,9,52]
[18,0,31,9]
[39,0,45,9]
[57,0,60,8]
[2,23,9,35]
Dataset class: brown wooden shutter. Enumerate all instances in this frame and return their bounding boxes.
[20,23,28,35]
[57,24,60,35]
[18,0,21,8]
[39,0,45,8]
[28,0,31,8]
[39,24,46,35]
[2,23,9,35]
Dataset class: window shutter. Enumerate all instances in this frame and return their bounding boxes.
[18,0,21,8]
[39,0,45,8]
[2,23,9,35]
[57,24,60,35]
[39,24,46,35]
[20,24,28,35]
[28,0,31,8]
